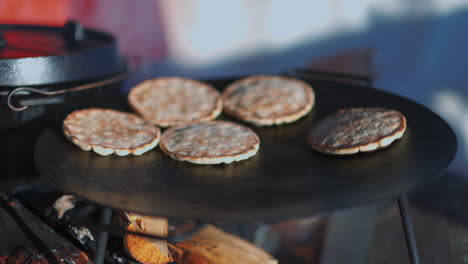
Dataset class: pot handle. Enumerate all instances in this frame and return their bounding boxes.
[7,73,129,111]
[283,68,372,86]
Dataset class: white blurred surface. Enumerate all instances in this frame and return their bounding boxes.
[160,0,468,64]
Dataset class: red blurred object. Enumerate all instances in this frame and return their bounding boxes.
[0,0,167,65]
[0,0,70,26]
[0,30,69,59]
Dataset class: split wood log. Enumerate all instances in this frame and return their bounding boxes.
[172,224,278,264]
[123,213,173,264]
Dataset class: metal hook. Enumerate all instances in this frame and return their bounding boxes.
[7,87,46,111]
[6,73,130,112]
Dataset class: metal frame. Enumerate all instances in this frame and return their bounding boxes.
[398,195,420,264]
[94,207,112,264]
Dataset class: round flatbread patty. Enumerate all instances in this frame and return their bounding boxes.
[128,77,222,127]
[160,121,260,164]
[222,75,315,126]
[63,108,161,156]
[308,108,406,155]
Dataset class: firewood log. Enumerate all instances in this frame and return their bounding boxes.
[172,225,278,264]
[123,213,173,264]
[0,197,92,264]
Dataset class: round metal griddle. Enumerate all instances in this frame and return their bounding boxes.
[34,78,457,223]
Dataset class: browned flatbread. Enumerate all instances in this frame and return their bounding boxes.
[128,77,222,127]
[308,108,406,155]
[160,121,260,164]
[222,75,315,126]
[63,108,161,156]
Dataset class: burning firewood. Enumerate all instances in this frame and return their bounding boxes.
[172,225,278,264]
[123,213,173,264]
[0,196,92,264]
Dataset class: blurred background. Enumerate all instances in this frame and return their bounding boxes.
[1,0,468,263]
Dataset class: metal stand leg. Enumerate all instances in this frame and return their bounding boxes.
[398,195,420,264]
[94,207,113,264]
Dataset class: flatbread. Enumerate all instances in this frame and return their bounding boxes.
[308,108,406,155]
[160,121,260,164]
[128,77,222,127]
[222,75,315,126]
[63,108,161,156]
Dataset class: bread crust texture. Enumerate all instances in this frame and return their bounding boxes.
[308,108,406,155]
[160,121,260,164]
[63,108,161,156]
[128,77,222,127]
[222,75,315,126]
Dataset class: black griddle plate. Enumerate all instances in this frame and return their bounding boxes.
[34,78,457,223]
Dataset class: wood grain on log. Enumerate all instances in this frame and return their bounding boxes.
[172,225,278,264]
[124,213,173,264]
